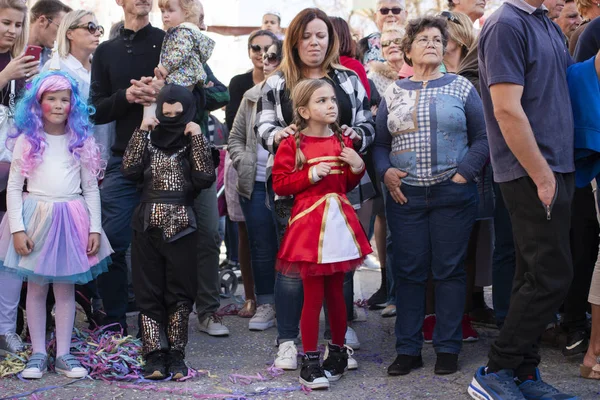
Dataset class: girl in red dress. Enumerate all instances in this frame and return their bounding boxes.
[272,79,372,389]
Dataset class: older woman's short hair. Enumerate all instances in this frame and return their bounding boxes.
[400,16,449,66]
[575,0,595,17]
[376,0,405,8]
[56,10,95,58]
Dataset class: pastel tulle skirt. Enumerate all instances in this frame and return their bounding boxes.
[0,195,113,284]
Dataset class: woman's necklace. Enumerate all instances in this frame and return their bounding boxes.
[412,72,443,89]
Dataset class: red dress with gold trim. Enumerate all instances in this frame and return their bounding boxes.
[272,133,373,278]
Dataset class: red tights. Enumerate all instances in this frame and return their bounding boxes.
[300,272,346,352]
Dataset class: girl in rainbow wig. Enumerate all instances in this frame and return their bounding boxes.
[0,71,113,379]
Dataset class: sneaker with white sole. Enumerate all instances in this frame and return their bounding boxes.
[55,354,88,379]
[198,314,230,336]
[381,304,397,318]
[249,304,276,331]
[274,340,298,370]
[0,332,24,355]
[345,326,360,349]
[21,353,48,379]
[324,344,357,370]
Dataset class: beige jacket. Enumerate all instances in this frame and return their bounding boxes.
[227,83,262,199]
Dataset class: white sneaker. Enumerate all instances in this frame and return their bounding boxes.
[249,304,276,331]
[345,326,360,350]
[274,340,298,370]
[324,344,358,370]
[381,304,397,318]
[198,314,230,336]
[361,255,380,270]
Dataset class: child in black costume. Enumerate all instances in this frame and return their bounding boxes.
[122,84,215,380]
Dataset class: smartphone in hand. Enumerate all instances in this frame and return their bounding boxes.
[24,45,42,62]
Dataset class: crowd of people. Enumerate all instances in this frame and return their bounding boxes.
[0,0,597,398]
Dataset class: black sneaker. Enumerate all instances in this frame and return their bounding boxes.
[562,330,589,357]
[143,351,168,380]
[387,354,423,376]
[367,287,387,310]
[299,352,329,390]
[322,343,349,382]
[434,352,458,375]
[167,350,189,380]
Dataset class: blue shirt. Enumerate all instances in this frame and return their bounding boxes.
[373,74,489,187]
[478,0,575,182]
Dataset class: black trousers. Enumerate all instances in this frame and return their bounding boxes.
[563,185,599,333]
[131,229,199,323]
[488,173,575,375]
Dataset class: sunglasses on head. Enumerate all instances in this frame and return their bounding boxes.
[262,52,279,63]
[71,21,105,36]
[381,38,402,47]
[379,7,403,15]
[250,44,270,53]
[439,11,461,25]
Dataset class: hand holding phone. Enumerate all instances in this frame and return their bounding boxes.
[24,45,42,62]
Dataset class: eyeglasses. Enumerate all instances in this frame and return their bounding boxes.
[439,11,461,25]
[378,7,403,15]
[262,52,279,63]
[249,44,270,53]
[414,37,444,48]
[381,38,402,47]
[47,17,60,28]
[70,21,105,37]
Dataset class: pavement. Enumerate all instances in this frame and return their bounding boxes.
[1,266,599,400]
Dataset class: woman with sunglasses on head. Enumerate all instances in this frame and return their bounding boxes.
[226,38,282,328]
[43,10,104,103]
[440,11,474,73]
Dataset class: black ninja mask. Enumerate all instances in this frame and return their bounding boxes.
[150,84,197,150]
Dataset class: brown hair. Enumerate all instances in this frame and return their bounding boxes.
[400,16,449,67]
[30,0,71,22]
[290,79,345,170]
[158,0,202,25]
[330,16,355,58]
[279,8,345,94]
[0,0,28,57]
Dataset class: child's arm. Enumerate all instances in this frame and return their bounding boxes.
[187,122,216,195]
[6,136,27,234]
[80,149,102,236]
[120,126,150,182]
[339,145,366,191]
[272,137,321,196]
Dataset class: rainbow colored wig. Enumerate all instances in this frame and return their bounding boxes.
[10,71,104,179]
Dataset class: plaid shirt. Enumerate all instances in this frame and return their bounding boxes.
[254,68,376,206]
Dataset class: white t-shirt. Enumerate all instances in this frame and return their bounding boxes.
[7,133,101,233]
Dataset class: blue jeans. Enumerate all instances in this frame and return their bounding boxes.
[381,183,396,304]
[387,181,477,356]
[98,156,141,332]
[491,182,516,327]
[239,182,277,305]
[224,216,239,263]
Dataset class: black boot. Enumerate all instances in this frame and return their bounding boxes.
[143,350,168,380]
[299,352,329,390]
[322,343,348,382]
[166,303,192,380]
[140,314,168,380]
[168,350,188,380]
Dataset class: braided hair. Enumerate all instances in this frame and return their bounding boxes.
[290,79,346,170]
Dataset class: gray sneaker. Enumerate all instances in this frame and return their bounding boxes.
[21,353,48,379]
[55,354,88,378]
[0,332,24,355]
